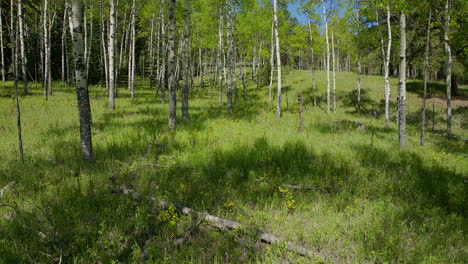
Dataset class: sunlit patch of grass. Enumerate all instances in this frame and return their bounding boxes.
[0,72,467,263]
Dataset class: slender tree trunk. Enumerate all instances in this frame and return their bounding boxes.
[273,0,282,117]
[167,0,176,130]
[130,0,136,100]
[182,0,191,120]
[0,6,5,81]
[398,11,407,148]
[384,6,392,128]
[298,91,304,133]
[100,1,109,93]
[108,0,116,109]
[355,8,361,114]
[233,41,238,102]
[420,11,431,146]
[252,44,256,82]
[62,2,68,89]
[322,0,330,113]
[269,20,274,103]
[87,4,94,81]
[43,0,49,99]
[11,0,24,163]
[443,0,452,137]
[159,0,166,103]
[149,17,155,88]
[308,20,316,107]
[71,0,93,162]
[18,0,28,94]
[118,12,127,74]
[47,10,55,95]
[217,10,224,107]
[226,0,234,113]
[332,31,336,113]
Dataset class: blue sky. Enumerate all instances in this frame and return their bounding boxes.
[287,2,309,24]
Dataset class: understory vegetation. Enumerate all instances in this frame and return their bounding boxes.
[1,70,467,263]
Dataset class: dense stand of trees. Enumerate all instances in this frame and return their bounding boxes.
[1,0,466,161]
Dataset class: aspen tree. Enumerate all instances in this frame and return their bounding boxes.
[70,0,94,162]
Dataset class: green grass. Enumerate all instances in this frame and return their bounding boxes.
[0,70,467,263]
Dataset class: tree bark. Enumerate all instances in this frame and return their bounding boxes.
[129,0,136,100]
[159,0,166,103]
[43,0,49,99]
[322,0,331,113]
[398,11,407,148]
[420,11,431,146]
[47,10,55,95]
[18,0,28,94]
[356,8,361,114]
[384,6,392,128]
[443,0,452,137]
[331,31,336,113]
[167,0,176,130]
[11,0,24,163]
[226,0,234,113]
[71,0,94,162]
[377,7,392,128]
[269,20,274,103]
[217,10,224,107]
[298,91,304,133]
[308,20,316,107]
[100,0,109,93]
[108,0,116,109]
[0,6,5,81]
[61,2,68,89]
[182,0,191,120]
[273,0,282,117]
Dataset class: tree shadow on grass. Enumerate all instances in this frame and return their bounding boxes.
[407,80,468,99]
[351,143,466,217]
[2,132,466,263]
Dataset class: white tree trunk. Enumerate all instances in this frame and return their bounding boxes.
[168,0,176,129]
[61,2,68,89]
[332,31,336,113]
[444,0,452,137]
[384,6,392,128]
[322,0,330,113]
[71,0,93,162]
[43,0,49,99]
[159,0,166,102]
[226,0,234,113]
[108,0,116,109]
[273,0,282,117]
[308,20,316,107]
[398,11,407,148]
[149,17,155,88]
[0,6,5,81]
[182,0,190,120]
[269,20,275,103]
[420,11,431,146]
[130,0,136,100]
[217,10,224,107]
[11,0,24,163]
[47,11,55,95]
[18,0,28,94]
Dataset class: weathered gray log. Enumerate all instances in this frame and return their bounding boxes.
[110,184,319,259]
[0,182,14,198]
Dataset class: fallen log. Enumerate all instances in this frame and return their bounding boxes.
[326,120,365,131]
[110,184,320,259]
[0,182,15,198]
[281,184,332,191]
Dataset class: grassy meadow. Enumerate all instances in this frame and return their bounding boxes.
[0,70,467,263]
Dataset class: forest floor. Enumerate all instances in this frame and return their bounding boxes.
[0,70,467,263]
